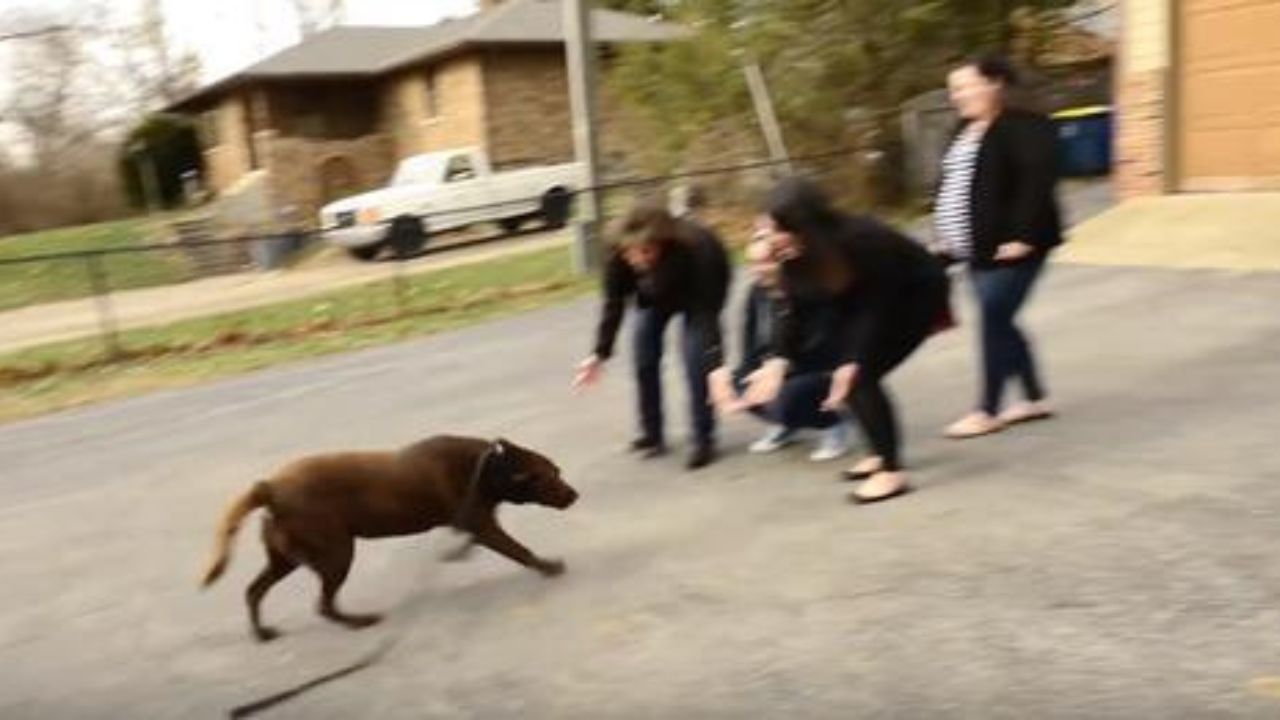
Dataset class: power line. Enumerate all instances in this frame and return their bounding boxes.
[0,26,72,42]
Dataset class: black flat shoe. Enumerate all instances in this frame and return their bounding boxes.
[640,444,668,460]
[686,445,716,470]
[630,436,664,453]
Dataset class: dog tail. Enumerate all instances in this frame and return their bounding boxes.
[201,481,270,588]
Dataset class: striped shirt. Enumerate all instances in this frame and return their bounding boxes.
[934,129,983,260]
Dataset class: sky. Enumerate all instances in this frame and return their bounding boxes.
[167,0,480,81]
[0,0,478,158]
[0,0,480,82]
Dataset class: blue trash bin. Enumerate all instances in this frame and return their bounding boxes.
[1053,105,1112,177]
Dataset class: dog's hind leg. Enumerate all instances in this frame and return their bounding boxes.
[309,536,382,631]
[246,518,298,643]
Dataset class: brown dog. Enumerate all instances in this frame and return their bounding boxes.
[201,435,579,642]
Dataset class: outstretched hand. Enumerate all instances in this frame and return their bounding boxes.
[572,355,604,389]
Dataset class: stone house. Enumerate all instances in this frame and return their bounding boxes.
[167,0,683,224]
[1116,0,1280,197]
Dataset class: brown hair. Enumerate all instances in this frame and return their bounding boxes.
[611,200,679,249]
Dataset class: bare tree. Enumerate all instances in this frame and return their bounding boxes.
[111,0,202,112]
[3,19,89,168]
[0,10,129,232]
[0,26,70,42]
[290,0,347,37]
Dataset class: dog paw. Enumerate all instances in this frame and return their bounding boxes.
[537,559,567,578]
[254,627,282,643]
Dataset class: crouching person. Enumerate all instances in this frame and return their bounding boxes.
[728,234,854,462]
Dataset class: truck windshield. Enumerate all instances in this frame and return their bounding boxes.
[391,156,446,187]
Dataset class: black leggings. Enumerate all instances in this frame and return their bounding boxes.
[847,279,948,471]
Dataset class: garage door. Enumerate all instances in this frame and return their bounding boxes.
[1178,0,1280,191]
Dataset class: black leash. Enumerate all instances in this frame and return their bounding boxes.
[451,440,503,533]
[225,440,502,718]
[228,637,398,719]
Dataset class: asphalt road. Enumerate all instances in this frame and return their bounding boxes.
[3,258,1280,719]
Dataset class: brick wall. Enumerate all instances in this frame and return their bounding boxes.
[382,56,488,160]
[1115,0,1172,197]
[1115,70,1169,196]
[261,133,396,225]
[203,94,254,194]
[482,49,574,168]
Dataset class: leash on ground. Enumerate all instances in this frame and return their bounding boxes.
[227,636,399,719]
[225,443,500,718]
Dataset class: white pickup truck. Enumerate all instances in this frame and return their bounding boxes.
[319,148,583,260]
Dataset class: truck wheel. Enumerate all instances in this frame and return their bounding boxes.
[541,187,573,229]
[387,215,427,259]
[498,217,524,235]
[347,243,385,262]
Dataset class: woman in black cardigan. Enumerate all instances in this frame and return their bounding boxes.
[935,56,1064,439]
[722,179,949,503]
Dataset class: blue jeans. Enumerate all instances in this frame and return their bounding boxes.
[736,371,840,431]
[633,308,715,447]
[972,258,1047,415]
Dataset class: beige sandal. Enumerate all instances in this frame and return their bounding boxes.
[944,412,1005,439]
[841,456,884,481]
[849,471,913,504]
[998,401,1055,426]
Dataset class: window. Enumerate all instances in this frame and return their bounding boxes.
[424,69,440,119]
[293,114,327,138]
[444,154,475,183]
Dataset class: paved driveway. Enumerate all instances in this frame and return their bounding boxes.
[3,254,1280,718]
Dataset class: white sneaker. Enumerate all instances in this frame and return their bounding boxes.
[749,425,795,454]
[809,423,852,462]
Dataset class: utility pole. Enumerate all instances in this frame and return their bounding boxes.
[743,61,793,176]
[564,0,604,273]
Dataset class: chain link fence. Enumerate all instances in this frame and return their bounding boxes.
[0,151,871,388]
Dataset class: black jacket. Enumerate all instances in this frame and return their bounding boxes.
[592,218,730,367]
[736,284,841,383]
[951,109,1064,268]
[768,178,947,368]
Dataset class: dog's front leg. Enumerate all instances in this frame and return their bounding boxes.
[471,517,565,577]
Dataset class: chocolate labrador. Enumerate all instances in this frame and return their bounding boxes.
[201,435,579,642]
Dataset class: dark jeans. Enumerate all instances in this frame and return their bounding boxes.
[972,258,1047,415]
[736,371,840,431]
[633,308,714,447]
[846,276,949,472]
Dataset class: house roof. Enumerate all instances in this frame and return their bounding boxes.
[169,0,685,111]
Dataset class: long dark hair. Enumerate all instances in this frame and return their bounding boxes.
[766,176,842,238]
[765,177,853,294]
